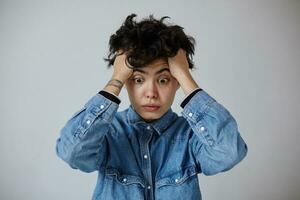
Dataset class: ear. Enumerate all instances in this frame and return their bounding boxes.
[176,81,180,90]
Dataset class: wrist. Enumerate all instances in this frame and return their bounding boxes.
[111,74,126,84]
[103,84,121,96]
[103,78,123,96]
[177,73,200,95]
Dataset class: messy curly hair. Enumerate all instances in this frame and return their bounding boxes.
[103,13,196,70]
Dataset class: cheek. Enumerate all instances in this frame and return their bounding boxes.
[127,86,143,101]
[159,86,177,99]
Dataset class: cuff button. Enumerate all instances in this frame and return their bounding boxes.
[208,139,214,146]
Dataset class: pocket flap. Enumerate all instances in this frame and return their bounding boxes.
[156,165,198,188]
[105,167,146,188]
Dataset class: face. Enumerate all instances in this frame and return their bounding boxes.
[124,58,180,122]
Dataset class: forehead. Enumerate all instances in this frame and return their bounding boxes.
[146,58,168,67]
[133,59,170,75]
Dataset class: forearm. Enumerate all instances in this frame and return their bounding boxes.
[102,75,126,96]
[176,73,200,96]
[56,93,119,172]
[103,84,122,96]
[182,90,248,175]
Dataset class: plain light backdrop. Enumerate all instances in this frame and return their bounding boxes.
[1,0,299,199]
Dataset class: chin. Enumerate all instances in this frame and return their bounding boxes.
[142,113,162,120]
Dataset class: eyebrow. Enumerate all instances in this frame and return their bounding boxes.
[133,67,170,75]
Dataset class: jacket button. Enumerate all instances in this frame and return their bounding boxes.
[146,125,151,130]
[86,120,91,124]
[100,105,104,109]
[122,178,127,182]
[200,126,205,132]
[208,139,214,146]
[144,154,148,159]
[147,185,151,189]
[188,112,193,117]
[175,178,179,183]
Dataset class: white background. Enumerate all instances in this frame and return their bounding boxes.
[1,0,299,199]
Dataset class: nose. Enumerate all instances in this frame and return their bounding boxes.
[145,81,158,99]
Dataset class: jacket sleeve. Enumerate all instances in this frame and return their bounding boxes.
[181,90,248,176]
[55,93,119,173]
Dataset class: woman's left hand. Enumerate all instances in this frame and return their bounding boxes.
[168,48,190,80]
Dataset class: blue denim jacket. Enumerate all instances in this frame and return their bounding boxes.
[56,90,248,200]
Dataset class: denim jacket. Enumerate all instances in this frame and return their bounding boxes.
[56,90,248,200]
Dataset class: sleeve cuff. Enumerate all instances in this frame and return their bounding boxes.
[180,88,203,109]
[181,90,217,123]
[98,90,121,105]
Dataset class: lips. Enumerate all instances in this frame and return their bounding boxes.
[142,104,160,111]
[143,104,160,107]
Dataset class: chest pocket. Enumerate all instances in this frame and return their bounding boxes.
[105,167,146,188]
[155,165,201,200]
[99,167,146,200]
[156,165,198,188]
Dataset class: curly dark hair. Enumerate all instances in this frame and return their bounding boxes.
[103,13,196,70]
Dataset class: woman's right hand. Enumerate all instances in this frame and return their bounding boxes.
[111,50,133,84]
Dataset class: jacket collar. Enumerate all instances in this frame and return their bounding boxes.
[126,105,178,135]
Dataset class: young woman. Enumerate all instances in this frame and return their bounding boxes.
[56,13,248,200]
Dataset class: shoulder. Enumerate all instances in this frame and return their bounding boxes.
[109,107,132,133]
[166,115,192,138]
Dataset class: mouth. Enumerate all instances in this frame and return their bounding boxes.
[142,105,160,111]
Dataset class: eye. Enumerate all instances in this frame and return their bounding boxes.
[159,78,169,84]
[133,77,144,84]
